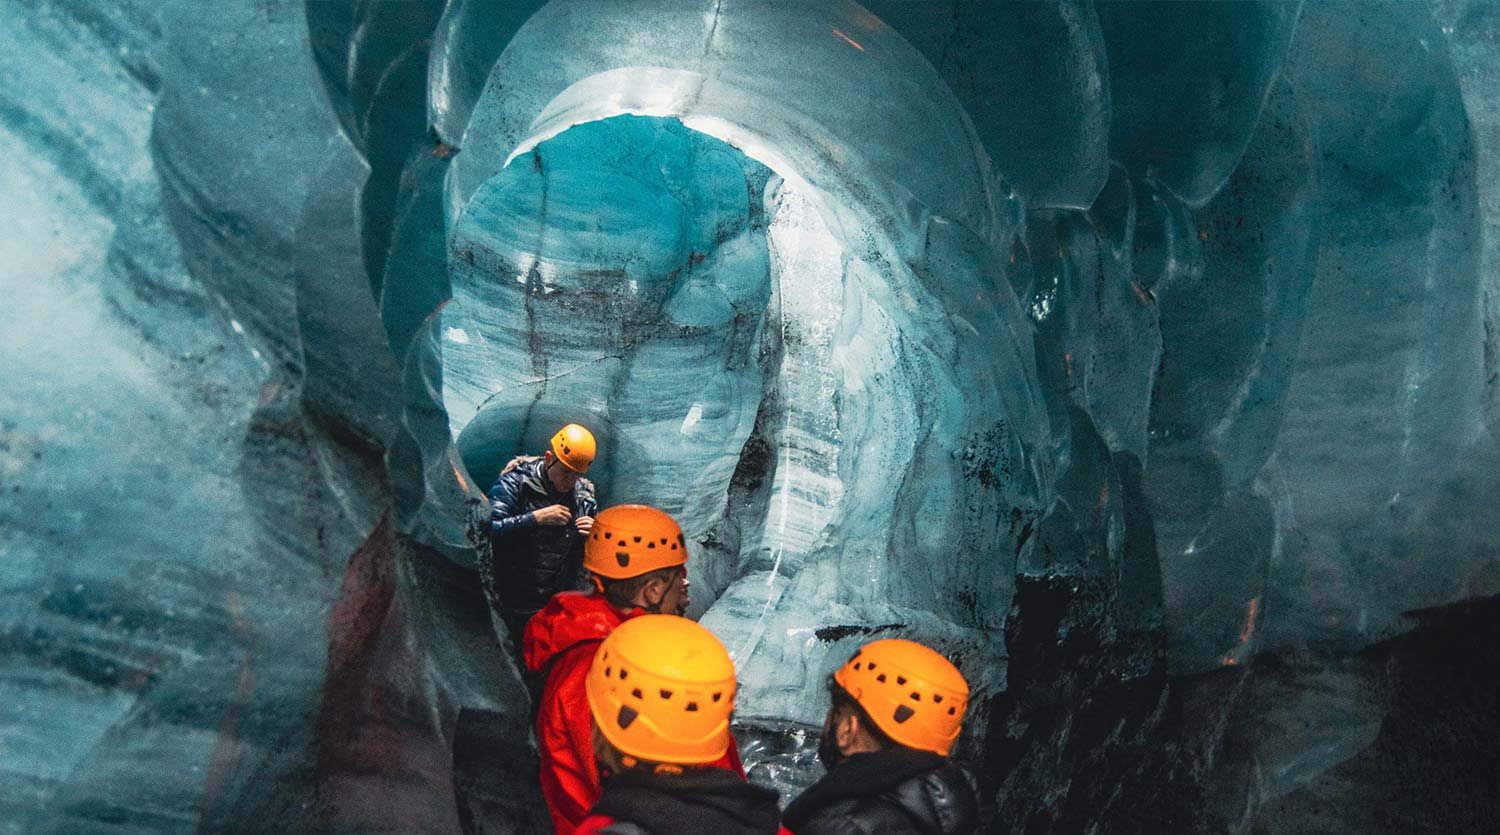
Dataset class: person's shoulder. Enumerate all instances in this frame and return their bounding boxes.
[527,593,619,669]
[884,764,981,834]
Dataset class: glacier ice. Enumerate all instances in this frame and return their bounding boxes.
[3,1,1500,833]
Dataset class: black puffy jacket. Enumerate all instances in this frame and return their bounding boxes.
[582,767,786,835]
[482,455,597,624]
[781,749,981,835]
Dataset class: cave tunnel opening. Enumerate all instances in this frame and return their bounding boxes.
[440,110,1023,795]
[445,112,793,607]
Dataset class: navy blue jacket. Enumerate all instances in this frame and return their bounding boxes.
[483,456,597,618]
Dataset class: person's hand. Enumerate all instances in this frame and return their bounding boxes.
[574,515,594,536]
[534,504,573,526]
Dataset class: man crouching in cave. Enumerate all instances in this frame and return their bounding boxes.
[524,504,744,833]
[486,423,599,641]
[781,639,981,835]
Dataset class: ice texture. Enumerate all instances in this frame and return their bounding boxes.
[860,0,1112,209]
[4,2,1500,834]
[445,114,776,562]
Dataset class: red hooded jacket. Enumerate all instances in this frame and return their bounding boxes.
[524,592,744,833]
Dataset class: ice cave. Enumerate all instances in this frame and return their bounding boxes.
[3,1,1500,833]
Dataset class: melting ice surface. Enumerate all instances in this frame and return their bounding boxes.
[4,0,1500,832]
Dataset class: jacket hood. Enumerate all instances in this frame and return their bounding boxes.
[593,767,782,835]
[522,591,635,673]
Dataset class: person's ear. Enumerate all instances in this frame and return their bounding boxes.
[641,574,668,609]
[834,707,860,756]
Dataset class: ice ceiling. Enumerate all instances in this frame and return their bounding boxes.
[3,1,1500,834]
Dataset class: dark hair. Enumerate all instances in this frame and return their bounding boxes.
[600,565,681,609]
[827,678,896,750]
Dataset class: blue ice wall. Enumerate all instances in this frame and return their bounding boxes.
[3,1,1499,833]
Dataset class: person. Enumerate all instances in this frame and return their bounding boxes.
[524,504,742,833]
[572,615,789,835]
[485,423,599,640]
[781,639,982,835]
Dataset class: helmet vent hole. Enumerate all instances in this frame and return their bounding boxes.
[897,676,907,685]
[671,544,678,550]
[853,662,862,671]
[910,692,921,702]
[631,688,643,699]
[712,692,722,702]
[617,705,639,729]
[659,689,673,700]
[877,674,887,683]
[948,707,956,715]
[647,542,656,549]
[563,445,571,454]
[892,705,916,724]
[633,536,642,543]
[686,702,699,712]
[620,669,628,680]
[605,532,612,540]
[867,663,876,671]
[605,666,612,677]
[933,694,943,704]
[616,552,631,567]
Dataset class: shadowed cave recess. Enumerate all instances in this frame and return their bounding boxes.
[3,1,1500,834]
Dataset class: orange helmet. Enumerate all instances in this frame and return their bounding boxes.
[584,504,688,580]
[550,423,596,473]
[586,615,737,764]
[833,638,970,756]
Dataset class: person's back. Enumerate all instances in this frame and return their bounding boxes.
[782,639,981,835]
[572,615,788,835]
[576,764,785,835]
[484,424,598,638]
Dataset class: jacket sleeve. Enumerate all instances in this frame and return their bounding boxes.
[489,470,537,536]
[538,641,605,833]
